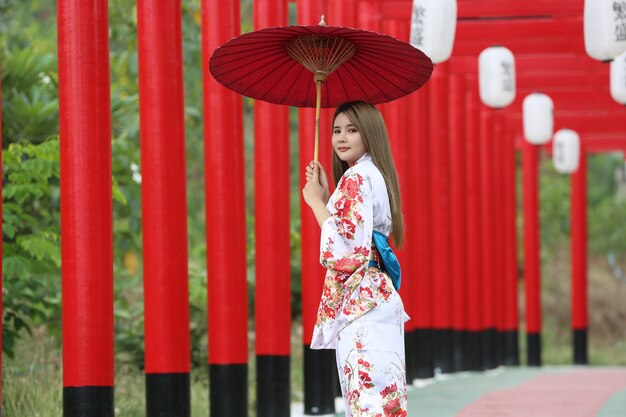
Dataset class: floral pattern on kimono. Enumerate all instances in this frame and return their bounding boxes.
[335,292,408,417]
[310,152,402,350]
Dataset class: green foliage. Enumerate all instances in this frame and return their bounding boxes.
[537,152,626,260]
[538,154,571,258]
[1,48,58,147]
[2,139,61,357]
[588,193,626,255]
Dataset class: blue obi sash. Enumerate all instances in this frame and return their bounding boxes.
[370,230,401,291]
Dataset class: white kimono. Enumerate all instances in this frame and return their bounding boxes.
[310,152,410,417]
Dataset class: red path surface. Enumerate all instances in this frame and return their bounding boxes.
[456,369,626,417]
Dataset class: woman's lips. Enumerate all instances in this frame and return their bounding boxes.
[338,147,350,152]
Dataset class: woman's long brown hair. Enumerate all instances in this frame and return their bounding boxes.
[331,101,404,248]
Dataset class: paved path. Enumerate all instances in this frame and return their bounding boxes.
[332,366,626,417]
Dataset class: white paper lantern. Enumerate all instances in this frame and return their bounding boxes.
[553,129,581,174]
[610,50,626,105]
[479,46,516,108]
[584,0,626,61]
[410,0,457,64]
[523,93,554,145]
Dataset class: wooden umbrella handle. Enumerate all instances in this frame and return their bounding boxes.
[314,78,322,162]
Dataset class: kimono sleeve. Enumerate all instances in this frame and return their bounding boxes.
[319,170,373,273]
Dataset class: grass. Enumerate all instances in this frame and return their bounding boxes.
[2,322,306,417]
[537,246,626,366]
[2,327,61,417]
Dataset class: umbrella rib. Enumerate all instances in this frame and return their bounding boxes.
[289,36,320,71]
[211,47,288,71]
[332,67,356,103]
[338,63,375,103]
[358,47,430,64]
[345,58,394,101]
[215,43,284,56]
[224,54,295,94]
[280,63,310,104]
[326,37,356,74]
[353,54,424,92]
[213,51,290,81]
[256,58,303,102]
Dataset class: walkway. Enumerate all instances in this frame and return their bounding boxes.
[333,366,626,417]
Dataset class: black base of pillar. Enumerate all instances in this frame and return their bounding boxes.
[405,330,418,382]
[496,330,505,366]
[210,364,248,416]
[465,330,483,371]
[483,328,497,370]
[257,356,290,417]
[503,330,520,366]
[63,386,114,417]
[415,329,435,379]
[504,330,519,366]
[146,372,190,417]
[573,329,588,365]
[452,330,465,372]
[304,345,336,415]
[527,333,542,366]
[434,328,453,374]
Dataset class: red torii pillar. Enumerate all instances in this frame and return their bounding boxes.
[253,1,292,416]
[398,88,417,384]
[57,0,114,414]
[504,131,520,366]
[479,105,497,370]
[296,0,337,414]
[522,138,542,366]
[410,83,435,379]
[137,0,191,414]
[571,146,588,365]
[465,77,484,371]
[449,72,467,372]
[492,113,506,365]
[429,62,453,373]
[202,0,249,414]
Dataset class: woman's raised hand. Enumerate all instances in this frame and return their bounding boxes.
[305,161,330,203]
[303,161,329,208]
[302,161,333,227]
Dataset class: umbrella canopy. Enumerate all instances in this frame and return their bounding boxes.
[209,24,433,107]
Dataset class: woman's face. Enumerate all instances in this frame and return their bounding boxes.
[332,112,367,165]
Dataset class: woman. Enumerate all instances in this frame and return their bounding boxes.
[302,101,409,416]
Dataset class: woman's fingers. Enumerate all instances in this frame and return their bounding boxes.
[315,162,326,178]
[305,162,320,183]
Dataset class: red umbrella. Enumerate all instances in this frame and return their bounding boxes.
[209,16,433,161]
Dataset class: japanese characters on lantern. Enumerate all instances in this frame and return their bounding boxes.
[479,46,516,108]
[584,0,626,61]
[410,0,457,64]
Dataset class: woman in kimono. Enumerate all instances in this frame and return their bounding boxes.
[302,100,409,417]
